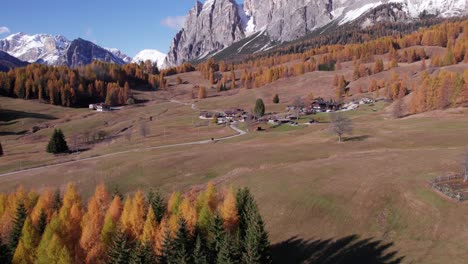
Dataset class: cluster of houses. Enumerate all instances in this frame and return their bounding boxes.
[286,97,375,114]
[199,108,247,125]
[198,97,375,127]
[89,103,111,112]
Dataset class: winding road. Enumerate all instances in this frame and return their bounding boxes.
[0,101,247,177]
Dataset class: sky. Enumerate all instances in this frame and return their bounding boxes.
[0,0,221,57]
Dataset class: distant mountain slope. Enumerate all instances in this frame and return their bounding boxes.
[65,38,125,68]
[0,33,129,67]
[0,50,28,72]
[132,49,167,68]
[106,47,132,63]
[165,0,468,66]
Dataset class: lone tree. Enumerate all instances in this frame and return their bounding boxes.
[0,142,3,156]
[292,96,305,118]
[47,129,69,154]
[254,99,265,118]
[329,113,353,142]
[273,94,280,104]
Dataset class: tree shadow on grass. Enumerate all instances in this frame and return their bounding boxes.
[344,135,370,142]
[271,235,404,264]
[0,109,57,122]
[0,130,28,136]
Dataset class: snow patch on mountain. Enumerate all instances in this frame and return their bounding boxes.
[0,33,70,64]
[105,47,132,63]
[340,2,383,25]
[132,49,167,67]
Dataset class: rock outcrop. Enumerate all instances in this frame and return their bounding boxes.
[165,0,246,67]
[165,0,468,66]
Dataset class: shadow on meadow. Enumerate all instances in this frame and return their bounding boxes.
[0,109,57,122]
[271,235,404,264]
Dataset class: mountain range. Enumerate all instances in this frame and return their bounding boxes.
[0,33,167,69]
[0,0,466,70]
[164,0,468,66]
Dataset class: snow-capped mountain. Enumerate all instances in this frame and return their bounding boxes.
[0,32,70,65]
[106,47,132,64]
[132,49,167,68]
[0,33,130,67]
[165,0,468,66]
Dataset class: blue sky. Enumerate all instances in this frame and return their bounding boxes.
[0,0,217,57]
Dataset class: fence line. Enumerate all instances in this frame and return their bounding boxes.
[430,175,468,202]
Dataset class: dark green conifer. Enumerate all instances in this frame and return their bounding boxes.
[46,129,69,154]
[168,218,193,264]
[107,227,133,264]
[130,242,155,264]
[192,234,209,264]
[254,99,266,118]
[8,201,28,254]
[52,188,62,212]
[273,94,280,104]
[208,213,225,262]
[148,189,166,223]
[37,208,47,235]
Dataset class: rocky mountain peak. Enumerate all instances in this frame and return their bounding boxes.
[165,0,468,67]
[164,0,246,67]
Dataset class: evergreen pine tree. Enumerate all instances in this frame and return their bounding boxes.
[8,201,28,255]
[208,214,225,262]
[46,129,69,154]
[158,229,172,264]
[168,218,193,264]
[0,238,9,264]
[254,99,266,118]
[52,188,62,212]
[273,94,280,104]
[149,190,166,223]
[236,188,254,240]
[192,234,209,264]
[130,242,155,264]
[217,232,240,264]
[242,203,271,264]
[37,208,47,236]
[107,227,133,264]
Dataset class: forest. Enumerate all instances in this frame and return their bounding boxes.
[0,61,195,107]
[0,183,271,264]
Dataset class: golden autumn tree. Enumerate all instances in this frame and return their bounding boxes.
[101,196,123,248]
[119,195,133,236]
[142,208,158,244]
[80,184,111,264]
[58,184,84,262]
[180,197,197,234]
[36,215,72,264]
[129,190,146,239]
[12,218,40,264]
[198,86,207,99]
[30,189,54,227]
[220,188,239,233]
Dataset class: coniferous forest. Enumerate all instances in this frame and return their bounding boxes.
[0,183,271,264]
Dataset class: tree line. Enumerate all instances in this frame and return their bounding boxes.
[0,60,196,107]
[0,182,271,264]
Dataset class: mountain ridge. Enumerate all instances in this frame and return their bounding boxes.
[164,0,468,67]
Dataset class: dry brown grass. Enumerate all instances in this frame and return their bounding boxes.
[1,49,467,263]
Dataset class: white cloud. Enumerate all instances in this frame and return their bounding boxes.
[0,26,10,35]
[161,16,187,30]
